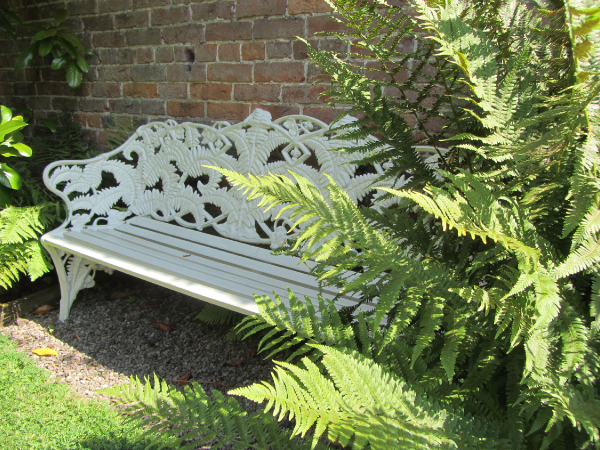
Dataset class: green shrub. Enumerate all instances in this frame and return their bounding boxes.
[105,1,600,448]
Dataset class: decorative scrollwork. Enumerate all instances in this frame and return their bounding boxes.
[43,109,437,249]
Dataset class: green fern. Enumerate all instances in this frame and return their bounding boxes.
[194,303,244,325]
[0,204,57,289]
[99,374,326,450]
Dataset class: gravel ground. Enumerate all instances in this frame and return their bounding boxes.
[1,271,275,414]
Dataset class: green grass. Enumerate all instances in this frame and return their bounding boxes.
[0,332,152,449]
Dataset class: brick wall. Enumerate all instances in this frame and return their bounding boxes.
[0,0,410,149]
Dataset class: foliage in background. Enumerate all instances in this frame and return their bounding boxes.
[0,110,97,290]
[0,105,31,207]
[106,0,600,448]
[0,8,93,87]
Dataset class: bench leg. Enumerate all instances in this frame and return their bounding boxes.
[45,247,113,321]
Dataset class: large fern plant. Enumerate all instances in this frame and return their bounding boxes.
[104,0,600,448]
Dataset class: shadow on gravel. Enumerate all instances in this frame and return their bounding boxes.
[14,270,274,413]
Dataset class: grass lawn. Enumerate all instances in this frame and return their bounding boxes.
[0,332,152,449]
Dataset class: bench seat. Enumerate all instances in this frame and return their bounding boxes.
[42,216,367,319]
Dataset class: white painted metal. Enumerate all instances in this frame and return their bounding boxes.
[41,108,443,320]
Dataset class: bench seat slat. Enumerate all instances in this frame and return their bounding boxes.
[127,216,316,274]
[43,222,367,316]
[113,223,341,297]
[75,228,342,305]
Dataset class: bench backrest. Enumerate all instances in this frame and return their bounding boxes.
[44,109,437,249]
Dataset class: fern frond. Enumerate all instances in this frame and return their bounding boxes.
[195,303,244,325]
[99,374,317,450]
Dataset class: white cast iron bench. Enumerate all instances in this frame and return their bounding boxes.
[41,109,435,321]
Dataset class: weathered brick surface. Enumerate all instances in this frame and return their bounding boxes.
[289,0,332,14]
[163,24,205,45]
[236,0,286,18]
[267,41,292,59]
[218,43,240,61]
[254,18,305,40]
[254,62,305,83]
[241,43,265,61]
[234,84,280,102]
[167,101,204,118]
[207,64,252,83]
[206,102,249,121]
[206,22,252,42]
[7,0,431,139]
[115,11,148,29]
[165,64,205,83]
[151,6,190,27]
[190,83,232,101]
[123,83,159,98]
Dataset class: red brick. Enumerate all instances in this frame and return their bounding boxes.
[303,107,351,124]
[207,63,252,82]
[156,47,174,63]
[167,64,206,82]
[115,11,148,29]
[133,0,168,8]
[110,99,141,114]
[288,0,332,14]
[307,63,332,82]
[254,62,305,83]
[159,83,188,99]
[83,14,114,31]
[126,29,162,46]
[91,82,121,98]
[190,83,232,100]
[267,42,292,59]
[137,47,154,64]
[73,112,87,127]
[151,6,190,27]
[207,102,249,121]
[282,85,329,104]
[307,15,351,36]
[253,18,305,40]
[67,82,92,98]
[236,0,286,18]
[242,43,265,61]
[131,65,166,82]
[218,43,240,61]
[191,1,234,21]
[251,104,300,119]
[0,83,12,96]
[365,61,409,83]
[36,82,64,96]
[234,84,280,102]
[175,47,197,63]
[123,83,158,98]
[163,24,205,45]
[167,101,204,118]
[80,98,109,112]
[67,0,98,16]
[206,22,252,41]
[86,113,103,128]
[194,44,217,62]
[93,31,126,48]
[319,39,348,54]
[98,0,132,13]
[98,130,111,146]
[294,40,318,60]
[14,83,35,97]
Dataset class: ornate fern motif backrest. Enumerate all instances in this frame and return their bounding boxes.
[44,109,433,249]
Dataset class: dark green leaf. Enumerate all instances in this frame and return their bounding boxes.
[0,163,21,190]
[44,28,57,38]
[75,53,89,73]
[13,107,32,122]
[51,55,68,70]
[11,142,32,157]
[66,61,82,87]
[35,30,46,41]
[0,145,21,157]
[57,37,78,58]
[53,9,68,26]
[60,33,84,52]
[2,9,23,26]
[41,118,57,133]
[14,41,36,72]
[0,183,12,207]
[39,39,53,57]
[9,131,23,144]
[0,16,17,38]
